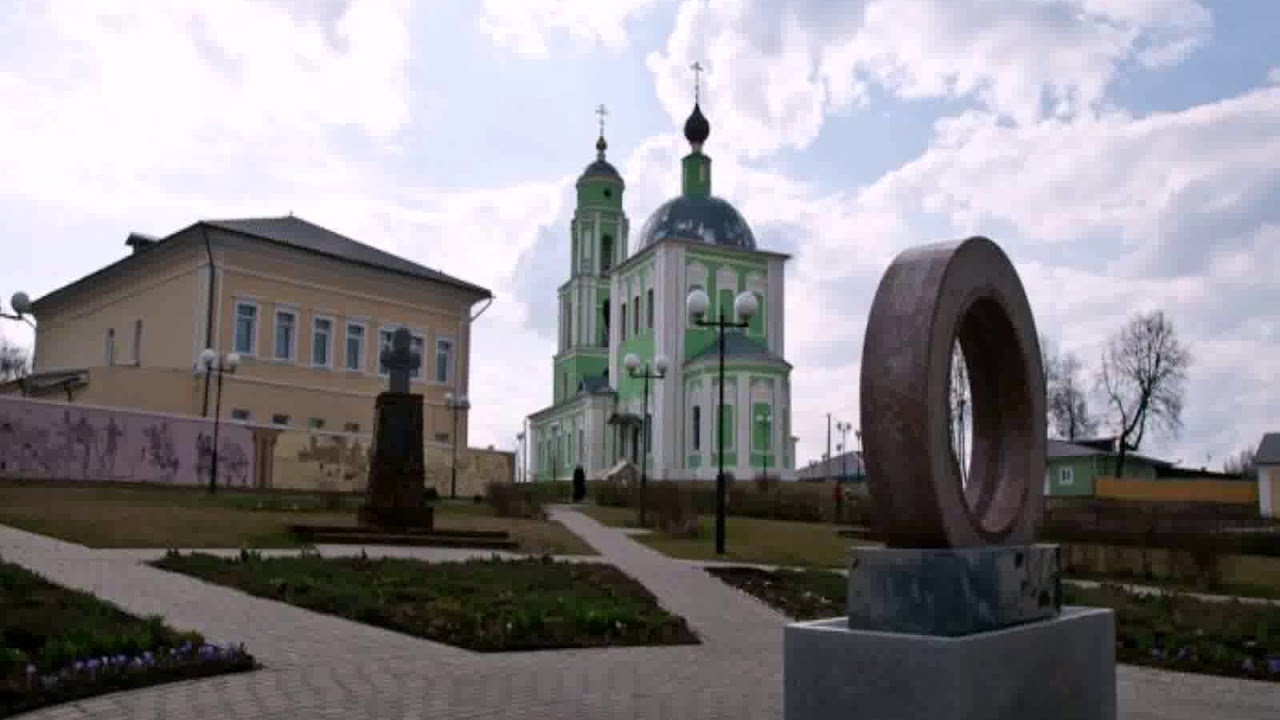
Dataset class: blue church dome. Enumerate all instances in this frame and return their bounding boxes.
[636,195,757,250]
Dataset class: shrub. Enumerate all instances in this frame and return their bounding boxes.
[485,483,545,519]
[641,483,699,538]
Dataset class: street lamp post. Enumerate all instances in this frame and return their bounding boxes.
[836,421,852,483]
[754,408,772,480]
[686,287,757,555]
[445,392,471,499]
[199,348,240,494]
[624,352,668,527]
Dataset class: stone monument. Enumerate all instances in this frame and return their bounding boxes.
[358,328,433,531]
[784,237,1117,720]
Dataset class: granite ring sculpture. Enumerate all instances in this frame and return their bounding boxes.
[860,236,1046,548]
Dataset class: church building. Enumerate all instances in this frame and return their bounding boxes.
[526,98,795,482]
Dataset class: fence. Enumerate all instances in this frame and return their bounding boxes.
[1094,476,1258,504]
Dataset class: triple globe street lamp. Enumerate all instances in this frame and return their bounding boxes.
[686,286,758,556]
[624,351,668,527]
[199,348,240,494]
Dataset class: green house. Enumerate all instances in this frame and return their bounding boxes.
[1045,438,1172,496]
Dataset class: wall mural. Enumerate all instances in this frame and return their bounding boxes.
[0,396,255,487]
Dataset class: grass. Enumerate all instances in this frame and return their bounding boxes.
[153,550,698,652]
[708,566,1280,682]
[579,505,872,568]
[0,482,594,555]
[0,557,256,718]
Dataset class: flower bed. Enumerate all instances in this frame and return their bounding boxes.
[0,558,256,718]
[153,550,699,652]
[707,565,1280,683]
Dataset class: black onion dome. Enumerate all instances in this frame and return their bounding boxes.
[683,103,710,146]
[637,195,756,250]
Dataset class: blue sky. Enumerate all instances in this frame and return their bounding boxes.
[0,0,1277,472]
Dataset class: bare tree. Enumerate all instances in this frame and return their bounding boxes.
[1223,448,1257,480]
[948,342,970,485]
[1049,353,1097,441]
[0,337,30,382]
[1098,310,1191,478]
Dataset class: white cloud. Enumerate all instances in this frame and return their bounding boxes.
[476,0,658,58]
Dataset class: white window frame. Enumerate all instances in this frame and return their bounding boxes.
[311,315,334,369]
[233,299,259,356]
[410,332,426,382]
[434,336,455,385]
[377,325,398,376]
[1059,466,1075,485]
[270,413,291,427]
[273,306,299,362]
[344,320,366,372]
[104,328,116,366]
[230,409,252,422]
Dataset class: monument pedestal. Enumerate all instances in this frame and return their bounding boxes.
[784,545,1117,720]
[359,392,433,531]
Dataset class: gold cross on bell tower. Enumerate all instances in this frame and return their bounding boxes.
[595,103,608,136]
[690,61,704,103]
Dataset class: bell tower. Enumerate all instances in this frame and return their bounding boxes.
[553,105,628,403]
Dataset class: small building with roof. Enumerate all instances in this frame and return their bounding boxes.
[1256,433,1280,517]
[526,96,795,482]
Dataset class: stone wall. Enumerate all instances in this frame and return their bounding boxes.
[0,395,256,488]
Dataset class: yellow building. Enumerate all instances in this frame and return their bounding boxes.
[6,216,491,447]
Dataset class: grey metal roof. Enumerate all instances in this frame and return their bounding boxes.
[797,450,864,481]
[205,217,491,297]
[1047,438,1172,467]
[579,159,622,183]
[1257,433,1280,465]
[687,332,789,367]
[636,195,757,251]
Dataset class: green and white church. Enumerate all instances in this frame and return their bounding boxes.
[527,99,795,482]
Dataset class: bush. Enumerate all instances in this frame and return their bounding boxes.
[485,483,545,519]
[640,483,699,538]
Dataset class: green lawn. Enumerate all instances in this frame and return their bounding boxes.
[154,551,697,652]
[0,482,594,555]
[579,505,875,568]
[0,557,256,717]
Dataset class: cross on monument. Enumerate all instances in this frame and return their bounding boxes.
[595,103,608,136]
[380,328,420,394]
[690,61,704,103]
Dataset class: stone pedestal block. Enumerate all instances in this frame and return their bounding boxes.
[848,544,1060,636]
[784,607,1117,720]
[361,392,432,531]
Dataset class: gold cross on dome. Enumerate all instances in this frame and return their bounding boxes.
[595,104,608,136]
[690,61,704,102]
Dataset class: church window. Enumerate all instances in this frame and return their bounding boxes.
[692,405,702,451]
[603,187,613,199]
[646,289,654,329]
[600,300,610,346]
[578,428,585,463]
[620,303,627,340]
[601,234,613,271]
[633,294,640,334]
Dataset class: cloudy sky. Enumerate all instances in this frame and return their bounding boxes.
[1,0,1277,472]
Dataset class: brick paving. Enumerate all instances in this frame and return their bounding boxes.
[2,509,1279,719]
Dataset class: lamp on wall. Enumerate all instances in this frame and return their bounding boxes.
[199,348,240,494]
[625,351,668,526]
[445,391,471,499]
[687,287,757,555]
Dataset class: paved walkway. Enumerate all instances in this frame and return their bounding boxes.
[0,509,1277,719]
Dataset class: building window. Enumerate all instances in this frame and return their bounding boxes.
[633,294,640,334]
[104,328,116,366]
[620,303,627,340]
[312,317,332,367]
[274,309,297,361]
[578,428,585,463]
[692,405,702,451]
[378,328,395,375]
[271,414,291,427]
[435,432,450,442]
[308,418,326,430]
[344,322,365,371]
[230,409,251,421]
[601,234,613,271]
[343,422,361,433]
[410,334,425,380]
[646,289,654,329]
[132,319,143,365]
[435,338,454,384]
[234,301,258,355]
[1059,466,1075,485]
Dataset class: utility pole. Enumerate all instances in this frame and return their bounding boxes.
[826,413,832,481]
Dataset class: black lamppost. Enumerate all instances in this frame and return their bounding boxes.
[754,407,772,479]
[199,348,239,494]
[686,287,758,555]
[624,352,668,527]
[445,391,470,499]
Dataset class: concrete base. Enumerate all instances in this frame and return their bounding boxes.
[784,606,1116,720]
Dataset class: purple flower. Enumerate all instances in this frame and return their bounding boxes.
[87,659,100,670]
[73,661,85,672]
